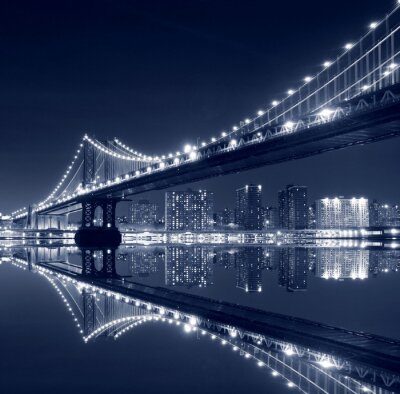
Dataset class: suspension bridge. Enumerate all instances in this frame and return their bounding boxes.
[2,246,399,393]
[9,3,400,245]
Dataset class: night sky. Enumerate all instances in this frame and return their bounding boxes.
[1,0,400,214]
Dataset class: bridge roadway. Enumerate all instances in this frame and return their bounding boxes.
[41,84,400,216]
[40,261,400,376]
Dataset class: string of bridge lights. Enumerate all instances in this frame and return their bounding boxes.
[84,135,157,162]
[37,136,86,207]
[177,0,400,152]
[113,138,161,162]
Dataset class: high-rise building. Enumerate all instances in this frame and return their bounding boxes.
[315,197,369,229]
[130,199,159,227]
[278,185,308,229]
[288,186,308,229]
[308,203,316,229]
[369,200,400,227]
[165,189,214,231]
[214,208,235,228]
[278,187,290,229]
[235,185,263,230]
[263,206,278,229]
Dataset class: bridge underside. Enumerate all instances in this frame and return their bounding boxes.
[40,99,400,215]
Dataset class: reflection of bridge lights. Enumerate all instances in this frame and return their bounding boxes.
[233,346,238,351]
[221,340,227,345]
[244,353,251,359]
[257,361,264,367]
[271,371,279,377]
[183,324,192,333]
[287,382,295,388]
[189,317,197,326]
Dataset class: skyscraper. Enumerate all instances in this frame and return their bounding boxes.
[235,185,263,230]
[130,199,159,227]
[165,189,214,231]
[263,206,278,229]
[278,185,308,229]
[315,197,369,229]
[214,208,235,228]
[369,200,400,227]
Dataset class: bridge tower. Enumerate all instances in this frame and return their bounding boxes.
[75,139,121,247]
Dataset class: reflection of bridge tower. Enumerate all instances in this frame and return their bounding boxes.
[83,289,96,337]
[81,248,118,278]
[235,247,263,293]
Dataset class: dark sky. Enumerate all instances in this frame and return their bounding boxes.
[1,0,399,213]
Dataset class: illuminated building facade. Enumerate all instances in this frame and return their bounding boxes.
[130,199,159,227]
[315,197,369,229]
[369,200,400,227]
[165,189,214,231]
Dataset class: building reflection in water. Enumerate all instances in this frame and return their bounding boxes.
[165,246,214,288]
[3,247,400,394]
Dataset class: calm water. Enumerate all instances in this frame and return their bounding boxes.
[1,242,400,393]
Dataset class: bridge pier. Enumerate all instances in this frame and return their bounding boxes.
[75,199,121,247]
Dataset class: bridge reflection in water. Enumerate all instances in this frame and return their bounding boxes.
[3,244,400,394]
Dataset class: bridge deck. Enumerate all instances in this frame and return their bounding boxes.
[40,261,400,376]
[41,87,400,215]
